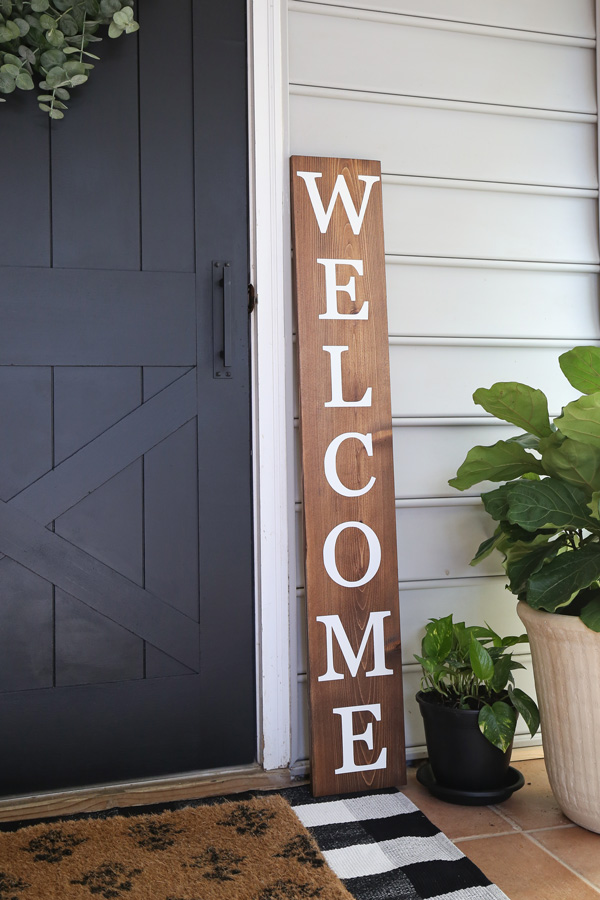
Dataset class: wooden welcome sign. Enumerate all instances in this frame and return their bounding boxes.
[290,156,406,796]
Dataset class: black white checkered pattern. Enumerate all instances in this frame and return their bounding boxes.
[281,786,509,900]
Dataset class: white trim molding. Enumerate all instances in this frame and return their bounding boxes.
[248,0,294,770]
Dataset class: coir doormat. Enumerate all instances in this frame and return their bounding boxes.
[0,794,352,900]
[0,787,509,900]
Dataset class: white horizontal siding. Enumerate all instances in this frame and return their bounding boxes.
[290,90,598,188]
[386,263,600,338]
[390,343,583,417]
[294,0,595,38]
[382,180,598,263]
[289,5,596,112]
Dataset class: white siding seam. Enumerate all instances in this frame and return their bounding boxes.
[289,0,594,42]
[382,174,598,198]
[290,84,598,124]
[388,336,600,348]
[393,417,555,427]
[385,256,600,272]
[288,1,596,48]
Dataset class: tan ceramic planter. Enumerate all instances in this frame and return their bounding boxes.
[518,601,600,833]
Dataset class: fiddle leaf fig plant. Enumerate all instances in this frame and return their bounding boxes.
[416,614,539,752]
[450,346,600,632]
[0,0,138,119]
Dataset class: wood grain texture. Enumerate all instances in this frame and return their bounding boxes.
[291,156,405,796]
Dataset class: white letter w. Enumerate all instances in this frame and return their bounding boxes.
[296,171,380,235]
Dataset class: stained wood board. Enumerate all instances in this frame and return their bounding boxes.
[290,156,406,796]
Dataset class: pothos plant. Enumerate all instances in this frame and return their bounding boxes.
[416,615,540,752]
[450,346,600,632]
[0,0,138,119]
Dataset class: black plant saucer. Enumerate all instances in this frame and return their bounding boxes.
[416,763,525,806]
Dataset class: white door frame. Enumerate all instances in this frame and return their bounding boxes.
[248,0,296,770]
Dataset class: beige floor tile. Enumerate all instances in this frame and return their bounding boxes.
[455,833,600,900]
[535,826,600,888]
[401,765,517,839]
[494,758,571,830]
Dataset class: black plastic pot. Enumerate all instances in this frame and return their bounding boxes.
[416,690,513,792]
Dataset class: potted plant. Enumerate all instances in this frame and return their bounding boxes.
[415,614,538,805]
[449,345,600,831]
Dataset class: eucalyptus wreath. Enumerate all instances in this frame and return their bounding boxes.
[0,0,139,119]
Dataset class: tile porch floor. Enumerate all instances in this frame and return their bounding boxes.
[404,758,600,899]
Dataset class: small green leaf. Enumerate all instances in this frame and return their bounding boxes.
[15,70,33,89]
[469,638,494,682]
[68,73,87,85]
[473,383,552,438]
[491,655,512,693]
[100,0,121,13]
[30,0,50,10]
[107,20,122,37]
[478,701,517,753]
[1,62,20,76]
[39,12,56,28]
[559,346,600,395]
[14,17,29,35]
[48,106,64,118]
[422,615,454,663]
[46,27,65,47]
[41,48,66,67]
[45,65,67,87]
[112,6,133,27]
[470,528,505,566]
[0,70,15,91]
[509,687,540,737]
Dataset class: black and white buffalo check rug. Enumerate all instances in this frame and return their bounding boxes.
[281,785,509,900]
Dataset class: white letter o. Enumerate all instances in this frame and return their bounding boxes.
[323,521,381,588]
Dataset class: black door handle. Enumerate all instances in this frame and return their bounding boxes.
[213,260,233,379]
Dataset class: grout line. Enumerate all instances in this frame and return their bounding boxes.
[488,803,527,831]
[452,829,521,843]
[451,823,577,844]
[522,831,600,895]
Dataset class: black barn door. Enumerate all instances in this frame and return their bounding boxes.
[0,0,255,795]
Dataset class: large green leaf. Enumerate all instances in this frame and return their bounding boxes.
[504,536,568,595]
[481,484,512,522]
[526,543,600,611]
[473,383,552,438]
[478,701,517,753]
[508,687,540,737]
[557,394,600,447]
[580,589,600,632]
[541,433,600,492]
[559,346,600,395]
[505,478,599,533]
[469,638,494,682]
[449,441,544,491]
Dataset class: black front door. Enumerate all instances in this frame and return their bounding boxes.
[0,0,255,795]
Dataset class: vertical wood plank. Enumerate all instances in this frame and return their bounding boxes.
[138,0,195,272]
[50,32,140,270]
[291,156,406,796]
[0,98,51,267]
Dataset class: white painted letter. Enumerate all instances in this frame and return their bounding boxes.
[317,259,368,320]
[317,612,393,681]
[296,172,380,235]
[323,521,381,588]
[324,432,376,498]
[333,704,387,774]
[323,346,372,408]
